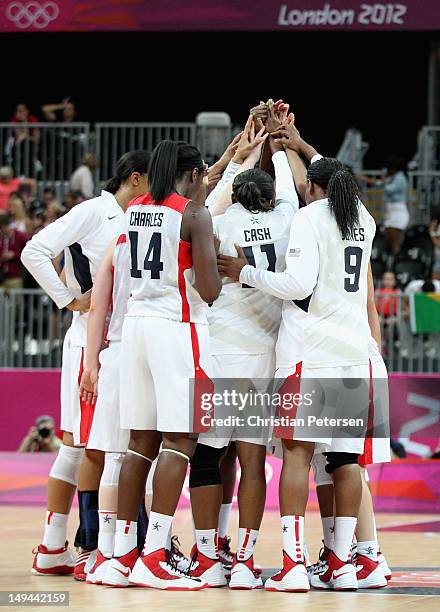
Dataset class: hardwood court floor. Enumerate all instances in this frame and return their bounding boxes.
[1,507,439,611]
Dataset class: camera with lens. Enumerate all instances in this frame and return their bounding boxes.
[38,426,51,439]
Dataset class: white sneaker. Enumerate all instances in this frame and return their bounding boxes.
[170,536,192,573]
[229,556,263,590]
[129,548,206,590]
[102,547,139,587]
[189,549,227,587]
[31,542,75,575]
[356,554,387,589]
[86,550,111,585]
[378,551,392,580]
[265,551,309,592]
[310,551,357,591]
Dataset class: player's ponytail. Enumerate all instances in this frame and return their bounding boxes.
[106,149,150,194]
[232,169,275,213]
[148,140,204,202]
[307,157,360,240]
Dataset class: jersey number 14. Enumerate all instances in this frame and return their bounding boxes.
[129,231,164,279]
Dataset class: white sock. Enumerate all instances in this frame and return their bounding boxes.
[42,511,68,550]
[143,512,173,556]
[166,523,172,551]
[113,520,137,558]
[236,527,258,562]
[357,540,378,561]
[321,516,334,550]
[333,517,357,562]
[218,503,232,539]
[98,511,117,558]
[281,515,304,563]
[195,528,217,560]
[371,512,381,551]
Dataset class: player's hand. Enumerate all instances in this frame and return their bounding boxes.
[66,289,92,314]
[232,116,267,164]
[217,244,248,281]
[272,122,302,152]
[79,364,99,406]
[204,172,222,196]
[265,99,284,135]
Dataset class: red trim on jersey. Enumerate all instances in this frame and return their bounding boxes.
[127,192,190,214]
[273,361,303,440]
[177,239,192,323]
[116,233,127,245]
[78,348,95,446]
[359,359,374,467]
[190,323,214,434]
[238,529,251,560]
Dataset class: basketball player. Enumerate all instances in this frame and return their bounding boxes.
[21,151,150,578]
[219,129,376,592]
[189,133,300,589]
[102,140,221,590]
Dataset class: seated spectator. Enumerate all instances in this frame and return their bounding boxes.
[44,200,65,225]
[10,102,38,125]
[63,190,84,211]
[429,206,440,281]
[17,415,62,453]
[69,153,98,200]
[8,194,32,234]
[8,104,41,176]
[42,97,77,123]
[376,271,398,318]
[41,187,56,207]
[0,166,36,210]
[0,211,28,289]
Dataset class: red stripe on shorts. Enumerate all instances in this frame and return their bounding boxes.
[273,361,303,440]
[359,359,374,467]
[78,348,95,446]
[178,240,192,322]
[190,323,214,434]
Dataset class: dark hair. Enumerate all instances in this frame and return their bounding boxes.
[148,140,204,202]
[0,212,10,226]
[307,157,360,240]
[384,156,406,175]
[422,280,435,293]
[106,150,150,194]
[232,169,275,213]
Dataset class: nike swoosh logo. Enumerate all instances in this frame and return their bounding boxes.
[108,215,117,220]
[115,567,130,578]
[332,568,353,579]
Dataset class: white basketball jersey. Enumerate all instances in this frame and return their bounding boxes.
[209,202,295,355]
[106,234,130,343]
[299,199,376,367]
[125,193,208,324]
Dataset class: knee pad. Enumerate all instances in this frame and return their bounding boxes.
[49,444,84,486]
[312,453,333,487]
[189,443,224,488]
[100,453,125,488]
[325,452,359,475]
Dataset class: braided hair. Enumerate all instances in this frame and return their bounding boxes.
[232,169,275,214]
[307,157,360,240]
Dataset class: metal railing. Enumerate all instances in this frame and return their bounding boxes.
[0,123,90,180]
[0,288,438,373]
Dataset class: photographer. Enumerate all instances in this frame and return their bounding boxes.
[17,415,62,453]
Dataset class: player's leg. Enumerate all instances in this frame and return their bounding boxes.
[189,442,227,587]
[32,331,83,576]
[217,443,237,570]
[308,453,335,576]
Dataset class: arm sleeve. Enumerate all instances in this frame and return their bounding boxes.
[272,151,298,214]
[310,153,323,164]
[239,210,319,300]
[21,202,96,309]
[205,160,241,210]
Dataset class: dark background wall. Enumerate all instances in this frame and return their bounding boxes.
[0,31,434,167]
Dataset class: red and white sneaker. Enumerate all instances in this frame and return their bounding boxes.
[74,549,96,581]
[102,547,139,587]
[217,537,262,577]
[229,556,263,590]
[189,549,227,587]
[307,543,331,578]
[170,535,192,573]
[86,550,111,585]
[356,554,387,589]
[31,542,75,575]
[129,548,206,590]
[310,551,357,591]
[265,551,309,592]
[378,551,392,580]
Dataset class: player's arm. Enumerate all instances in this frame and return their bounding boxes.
[218,209,319,300]
[186,202,222,303]
[367,261,382,352]
[21,202,95,311]
[79,240,116,405]
[269,138,299,213]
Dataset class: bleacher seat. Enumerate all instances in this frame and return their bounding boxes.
[371,226,389,282]
[394,258,427,289]
[400,224,434,272]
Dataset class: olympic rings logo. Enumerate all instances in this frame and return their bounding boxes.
[6,2,59,29]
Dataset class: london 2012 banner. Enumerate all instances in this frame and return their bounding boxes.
[1,1,440,32]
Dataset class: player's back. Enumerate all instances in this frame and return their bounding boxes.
[209,202,293,355]
[301,198,376,367]
[126,192,207,324]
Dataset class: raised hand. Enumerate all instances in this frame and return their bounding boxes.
[233,115,268,164]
